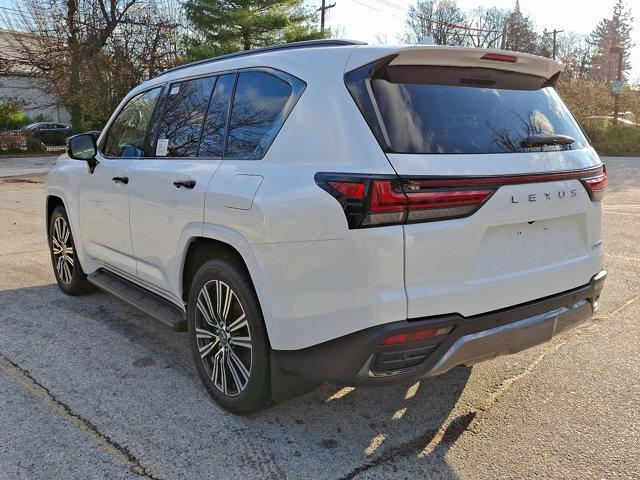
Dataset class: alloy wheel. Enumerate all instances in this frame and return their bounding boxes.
[194,280,252,396]
[51,216,74,285]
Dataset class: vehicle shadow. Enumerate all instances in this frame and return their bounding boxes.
[0,284,470,480]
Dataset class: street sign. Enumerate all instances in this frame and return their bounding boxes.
[612,80,623,95]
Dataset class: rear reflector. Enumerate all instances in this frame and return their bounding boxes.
[316,165,606,229]
[481,53,518,63]
[382,327,452,346]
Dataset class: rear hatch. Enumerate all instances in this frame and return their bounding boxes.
[345,47,605,318]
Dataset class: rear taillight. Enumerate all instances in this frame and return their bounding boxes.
[400,183,494,223]
[316,165,606,229]
[580,165,607,201]
[328,181,364,199]
[316,175,494,228]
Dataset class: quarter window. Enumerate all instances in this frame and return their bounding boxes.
[226,71,293,159]
[103,87,161,158]
[154,77,216,158]
[198,73,235,158]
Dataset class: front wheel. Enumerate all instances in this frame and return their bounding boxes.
[48,205,92,295]
[187,258,272,414]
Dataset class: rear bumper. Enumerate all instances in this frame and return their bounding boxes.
[272,271,606,386]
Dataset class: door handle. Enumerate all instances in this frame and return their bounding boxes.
[112,176,129,184]
[173,179,196,189]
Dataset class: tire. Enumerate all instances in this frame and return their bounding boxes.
[187,258,272,415]
[48,205,93,295]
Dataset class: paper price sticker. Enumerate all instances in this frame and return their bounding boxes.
[156,138,169,156]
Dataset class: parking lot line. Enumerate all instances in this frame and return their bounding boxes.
[0,355,162,480]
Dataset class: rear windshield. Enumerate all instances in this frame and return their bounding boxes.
[346,63,588,154]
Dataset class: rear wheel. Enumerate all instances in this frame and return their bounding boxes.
[187,258,271,414]
[48,206,92,295]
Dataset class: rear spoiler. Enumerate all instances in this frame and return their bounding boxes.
[345,45,563,81]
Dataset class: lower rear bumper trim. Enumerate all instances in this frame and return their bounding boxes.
[426,299,590,376]
[271,271,606,386]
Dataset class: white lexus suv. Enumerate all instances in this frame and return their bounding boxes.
[47,40,607,414]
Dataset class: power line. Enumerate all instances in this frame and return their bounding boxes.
[369,0,407,12]
[348,0,382,13]
[347,0,405,21]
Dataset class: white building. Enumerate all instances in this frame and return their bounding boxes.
[0,29,70,124]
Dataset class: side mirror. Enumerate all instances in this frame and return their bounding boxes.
[67,133,98,173]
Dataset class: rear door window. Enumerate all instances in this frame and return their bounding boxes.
[103,87,162,158]
[348,64,588,155]
[225,71,293,159]
[154,76,217,157]
[198,73,235,158]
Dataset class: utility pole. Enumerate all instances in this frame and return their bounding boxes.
[317,0,336,34]
[610,46,624,124]
[552,29,563,60]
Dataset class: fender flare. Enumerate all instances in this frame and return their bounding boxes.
[178,223,276,338]
[45,186,96,274]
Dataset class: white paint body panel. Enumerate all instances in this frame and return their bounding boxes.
[223,175,263,210]
[46,44,604,352]
[77,154,137,276]
[385,148,602,320]
[129,159,221,296]
[403,180,602,319]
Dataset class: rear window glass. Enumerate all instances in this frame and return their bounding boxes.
[226,71,293,159]
[350,64,588,154]
[199,73,235,158]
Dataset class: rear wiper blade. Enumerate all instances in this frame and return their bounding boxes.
[520,134,575,148]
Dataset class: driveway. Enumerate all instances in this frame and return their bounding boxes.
[0,157,638,479]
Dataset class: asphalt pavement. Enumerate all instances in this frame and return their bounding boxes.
[0,155,58,177]
[0,156,638,479]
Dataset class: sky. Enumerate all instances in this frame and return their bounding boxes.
[311,0,640,82]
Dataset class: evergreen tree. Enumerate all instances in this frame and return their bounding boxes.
[537,28,553,58]
[588,0,634,83]
[184,0,326,60]
[501,0,538,54]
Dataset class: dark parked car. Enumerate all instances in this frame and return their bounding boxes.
[22,122,72,146]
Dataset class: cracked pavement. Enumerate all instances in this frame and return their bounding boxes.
[0,157,638,479]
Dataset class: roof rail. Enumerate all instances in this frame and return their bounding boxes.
[157,39,367,78]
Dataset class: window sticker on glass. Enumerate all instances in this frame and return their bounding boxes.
[156,138,169,156]
[170,86,180,96]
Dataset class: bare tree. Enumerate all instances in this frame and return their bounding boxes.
[0,0,183,129]
[556,32,594,79]
[404,0,467,46]
[461,6,507,49]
